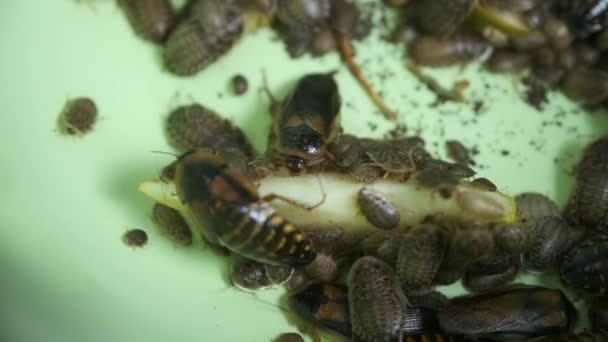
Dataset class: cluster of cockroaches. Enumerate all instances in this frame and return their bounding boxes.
[389,0,608,108]
[142,68,608,341]
[59,1,608,341]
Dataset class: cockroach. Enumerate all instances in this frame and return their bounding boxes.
[493,222,534,255]
[291,282,447,340]
[463,254,520,292]
[230,258,273,292]
[486,51,531,73]
[266,264,295,285]
[561,68,608,104]
[515,192,561,223]
[58,97,98,136]
[543,17,574,49]
[471,178,497,192]
[438,285,577,340]
[376,236,403,265]
[409,291,450,310]
[117,0,175,42]
[290,283,352,338]
[152,203,193,245]
[365,139,423,175]
[173,149,318,267]
[522,216,584,272]
[265,72,342,173]
[231,74,248,95]
[446,140,473,166]
[166,103,254,161]
[348,256,409,342]
[357,188,401,231]
[304,252,339,282]
[414,0,476,37]
[416,168,461,198]
[555,0,608,36]
[409,34,492,67]
[310,27,336,56]
[275,0,330,32]
[328,134,365,169]
[397,224,447,295]
[123,228,148,248]
[565,137,608,230]
[164,0,243,76]
[275,332,305,342]
[561,235,608,295]
[590,296,608,330]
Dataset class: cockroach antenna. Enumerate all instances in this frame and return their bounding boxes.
[150,150,179,157]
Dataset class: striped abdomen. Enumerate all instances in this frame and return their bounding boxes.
[213,200,316,267]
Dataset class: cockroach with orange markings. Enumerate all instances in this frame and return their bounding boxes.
[264,72,342,174]
[173,148,323,267]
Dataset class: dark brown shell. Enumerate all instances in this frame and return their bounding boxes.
[396,224,447,295]
[471,178,498,192]
[486,51,531,73]
[438,285,577,340]
[415,0,476,37]
[117,0,175,42]
[166,103,254,159]
[493,223,534,255]
[445,140,472,166]
[561,236,608,295]
[152,203,193,245]
[276,0,330,32]
[348,256,408,341]
[59,97,98,136]
[230,258,272,291]
[357,188,400,230]
[565,137,608,230]
[522,216,584,272]
[164,1,243,76]
[463,255,520,292]
[410,34,492,67]
[365,140,417,173]
[515,192,561,223]
[329,134,365,168]
[304,252,338,282]
[561,68,608,104]
[123,229,148,248]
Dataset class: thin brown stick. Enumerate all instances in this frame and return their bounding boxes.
[338,35,398,121]
[407,61,470,105]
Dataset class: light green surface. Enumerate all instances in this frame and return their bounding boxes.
[1,1,607,341]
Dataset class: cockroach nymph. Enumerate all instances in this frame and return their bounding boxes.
[152,203,193,245]
[58,97,98,136]
[117,0,175,43]
[357,188,401,231]
[123,228,148,248]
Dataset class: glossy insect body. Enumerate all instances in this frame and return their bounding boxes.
[230,258,294,292]
[556,0,608,36]
[123,229,148,248]
[560,235,608,295]
[164,0,243,76]
[348,256,409,342]
[438,285,577,340]
[152,203,193,245]
[590,296,608,330]
[410,34,492,67]
[493,223,534,255]
[271,73,342,172]
[565,137,608,230]
[58,97,98,136]
[463,255,520,292]
[357,188,400,230]
[290,283,352,338]
[166,103,254,158]
[276,0,330,32]
[397,224,447,295]
[173,149,315,267]
[414,0,476,37]
[117,0,175,42]
[515,192,561,223]
[522,216,584,272]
